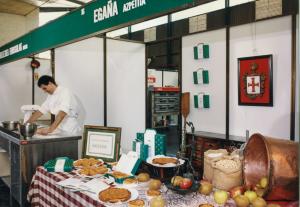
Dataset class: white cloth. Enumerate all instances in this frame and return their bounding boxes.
[39,86,82,135]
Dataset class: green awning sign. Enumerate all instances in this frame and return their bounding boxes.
[0,0,193,65]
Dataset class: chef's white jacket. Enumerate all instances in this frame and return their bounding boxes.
[39,86,82,135]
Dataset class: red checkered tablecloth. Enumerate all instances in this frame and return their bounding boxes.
[27,166,105,207]
[28,166,299,207]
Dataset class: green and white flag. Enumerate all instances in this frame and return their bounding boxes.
[194,43,209,59]
[193,69,209,84]
[194,93,210,109]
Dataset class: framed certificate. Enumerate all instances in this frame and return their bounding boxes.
[82,125,121,162]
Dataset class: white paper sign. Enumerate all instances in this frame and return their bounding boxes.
[86,131,115,158]
[144,129,156,157]
[115,152,138,175]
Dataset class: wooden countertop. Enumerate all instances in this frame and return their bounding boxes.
[187,131,246,142]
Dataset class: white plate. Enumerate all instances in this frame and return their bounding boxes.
[98,187,139,205]
[146,155,185,168]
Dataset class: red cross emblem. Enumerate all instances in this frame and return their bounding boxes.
[243,63,265,99]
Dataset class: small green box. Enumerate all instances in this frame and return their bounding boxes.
[132,140,149,161]
[44,157,74,172]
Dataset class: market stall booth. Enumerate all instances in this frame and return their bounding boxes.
[0,0,298,206]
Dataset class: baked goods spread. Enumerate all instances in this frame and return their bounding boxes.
[123,178,137,184]
[78,166,108,176]
[73,158,103,168]
[147,189,161,196]
[99,187,131,203]
[152,157,178,165]
[128,199,145,207]
[111,171,131,179]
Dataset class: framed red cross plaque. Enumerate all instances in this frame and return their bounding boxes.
[238,55,273,106]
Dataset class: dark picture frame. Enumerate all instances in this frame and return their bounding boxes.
[82,125,121,162]
[238,55,273,106]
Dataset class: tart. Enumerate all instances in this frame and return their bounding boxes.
[152,157,178,165]
[128,199,145,207]
[99,187,131,203]
[146,189,161,200]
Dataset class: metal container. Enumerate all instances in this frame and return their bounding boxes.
[19,123,37,138]
[244,133,298,201]
[2,121,20,131]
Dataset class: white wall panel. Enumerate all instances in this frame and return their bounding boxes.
[182,29,226,134]
[230,16,292,139]
[34,59,51,106]
[55,37,104,126]
[0,59,32,121]
[107,39,145,153]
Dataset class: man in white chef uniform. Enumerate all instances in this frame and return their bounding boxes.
[27,75,82,135]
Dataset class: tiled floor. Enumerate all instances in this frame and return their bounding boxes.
[0,179,10,207]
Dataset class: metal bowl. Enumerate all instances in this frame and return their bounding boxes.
[19,123,37,138]
[2,121,20,131]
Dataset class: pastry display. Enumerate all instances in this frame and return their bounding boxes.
[152,157,178,165]
[73,158,103,168]
[128,199,145,207]
[78,166,108,176]
[99,187,131,203]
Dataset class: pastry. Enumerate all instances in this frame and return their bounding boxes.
[123,178,137,184]
[78,166,108,176]
[199,204,213,207]
[128,199,145,207]
[111,171,130,179]
[152,157,178,165]
[73,158,103,167]
[147,190,161,196]
[99,187,131,203]
[137,173,150,182]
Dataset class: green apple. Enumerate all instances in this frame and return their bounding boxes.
[244,190,258,204]
[214,190,228,205]
[234,195,250,207]
[260,177,268,189]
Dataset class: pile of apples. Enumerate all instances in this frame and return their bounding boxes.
[197,177,280,207]
[171,176,193,189]
[229,177,279,207]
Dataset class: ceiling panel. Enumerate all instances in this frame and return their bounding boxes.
[0,0,37,15]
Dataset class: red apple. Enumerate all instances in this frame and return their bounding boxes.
[229,186,245,198]
[179,178,193,189]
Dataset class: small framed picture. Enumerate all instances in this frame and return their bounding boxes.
[238,55,273,106]
[82,125,121,162]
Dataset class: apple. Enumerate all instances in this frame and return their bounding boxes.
[171,176,183,187]
[199,180,213,195]
[234,195,250,207]
[229,186,245,198]
[260,177,268,189]
[244,190,258,204]
[179,178,193,189]
[214,190,229,205]
[252,197,267,207]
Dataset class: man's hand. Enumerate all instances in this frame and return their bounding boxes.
[36,127,52,135]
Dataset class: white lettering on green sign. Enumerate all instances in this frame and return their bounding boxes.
[94,0,119,23]
[0,43,28,59]
[123,0,146,13]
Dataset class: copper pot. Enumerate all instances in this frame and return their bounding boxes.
[243,133,298,201]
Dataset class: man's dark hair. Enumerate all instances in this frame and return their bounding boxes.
[38,75,57,87]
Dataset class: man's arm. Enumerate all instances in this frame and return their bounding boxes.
[37,111,67,135]
[26,111,43,123]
